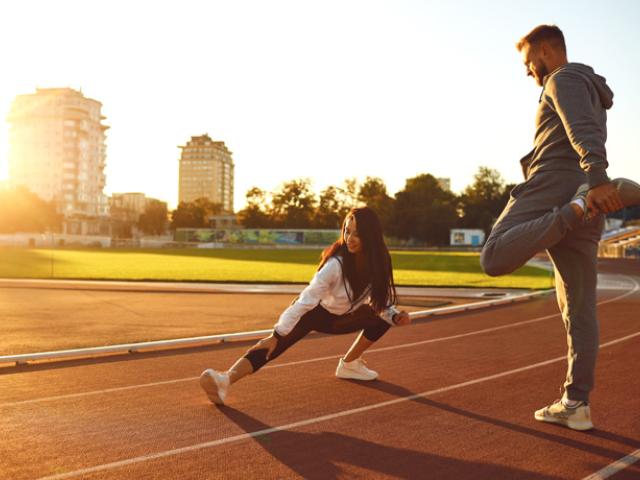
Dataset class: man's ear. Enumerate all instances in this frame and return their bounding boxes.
[539,42,549,58]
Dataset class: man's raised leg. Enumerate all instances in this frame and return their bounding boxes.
[480,172,584,277]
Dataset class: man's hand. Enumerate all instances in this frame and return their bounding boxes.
[586,182,624,218]
[248,334,279,359]
[393,311,411,326]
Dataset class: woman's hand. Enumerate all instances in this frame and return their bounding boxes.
[393,310,411,326]
[248,334,279,359]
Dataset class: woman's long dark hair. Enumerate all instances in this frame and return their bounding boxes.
[319,207,397,313]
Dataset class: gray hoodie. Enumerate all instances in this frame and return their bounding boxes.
[520,62,614,188]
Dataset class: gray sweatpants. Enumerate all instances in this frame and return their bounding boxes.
[480,170,604,402]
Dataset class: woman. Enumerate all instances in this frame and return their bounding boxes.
[200,207,411,405]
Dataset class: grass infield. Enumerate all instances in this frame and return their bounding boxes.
[0,247,552,289]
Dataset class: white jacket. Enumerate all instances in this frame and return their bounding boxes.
[273,256,400,336]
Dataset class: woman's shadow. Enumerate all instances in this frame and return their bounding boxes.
[218,405,562,479]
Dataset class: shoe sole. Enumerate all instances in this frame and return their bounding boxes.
[534,412,594,431]
[335,370,378,381]
[200,370,225,405]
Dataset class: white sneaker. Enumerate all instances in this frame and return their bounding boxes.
[335,357,378,381]
[534,399,594,431]
[199,369,230,405]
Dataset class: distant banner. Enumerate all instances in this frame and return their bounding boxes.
[175,229,340,246]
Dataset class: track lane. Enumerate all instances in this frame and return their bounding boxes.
[0,276,638,478]
[1,282,634,405]
[21,329,640,480]
[0,279,638,480]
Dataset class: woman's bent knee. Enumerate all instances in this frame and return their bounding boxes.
[363,320,391,342]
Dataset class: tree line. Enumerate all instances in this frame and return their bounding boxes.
[170,166,515,245]
[241,167,514,244]
[0,166,515,245]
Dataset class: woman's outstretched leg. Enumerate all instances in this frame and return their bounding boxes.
[199,355,254,405]
[200,368,231,405]
[227,357,254,385]
[200,308,318,404]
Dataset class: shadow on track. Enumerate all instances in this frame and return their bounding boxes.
[218,406,561,480]
[354,380,640,459]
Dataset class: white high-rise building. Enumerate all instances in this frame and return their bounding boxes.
[7,88,109,217]
[178,134,234,212]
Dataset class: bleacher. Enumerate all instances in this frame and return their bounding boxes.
[599,226,640,258]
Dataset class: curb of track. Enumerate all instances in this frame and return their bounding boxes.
[0,288,554,366]
[0,277,531,298]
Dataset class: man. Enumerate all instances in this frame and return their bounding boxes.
[480,24,640,430]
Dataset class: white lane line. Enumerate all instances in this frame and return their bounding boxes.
[3,278,638,408]
[35,330,640,480]
[582,449,640,479]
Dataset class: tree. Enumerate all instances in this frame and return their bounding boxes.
[391,174,458,245]
[0,186,61,233]
[138,199,168,235]
[314,185,344,228]
[237,187,272,228]
[358,177,394,231]
[337,178,360,213]
[458,166,512,235]
[270,178,317,228]
[170,201,205,230]
[194,197,225,218]
[170,197,224,230]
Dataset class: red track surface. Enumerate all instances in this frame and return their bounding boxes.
[1,261,639,479]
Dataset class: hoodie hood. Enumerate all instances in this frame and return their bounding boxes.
[545,62,614,109]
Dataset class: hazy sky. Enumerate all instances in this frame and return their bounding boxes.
[1,0,639,210]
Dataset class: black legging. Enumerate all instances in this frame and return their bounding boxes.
[244,304,391,372]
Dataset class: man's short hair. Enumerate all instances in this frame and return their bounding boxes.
[516,24,566,53]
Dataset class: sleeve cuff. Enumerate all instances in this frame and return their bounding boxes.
[586,168,610,189]
[272,328,284,339]
[381,305,400,326]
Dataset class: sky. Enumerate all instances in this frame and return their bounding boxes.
[0,0,639,211]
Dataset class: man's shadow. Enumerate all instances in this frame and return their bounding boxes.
[354,380,640,459]
[219,406,561,479]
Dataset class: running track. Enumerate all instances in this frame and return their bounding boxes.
[1,260,639,479]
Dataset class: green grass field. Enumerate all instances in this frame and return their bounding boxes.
[0,247,553,289]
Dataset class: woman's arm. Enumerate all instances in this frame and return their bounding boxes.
[273,257,342,336]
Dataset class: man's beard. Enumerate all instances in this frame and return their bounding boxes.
[536,62,550,86]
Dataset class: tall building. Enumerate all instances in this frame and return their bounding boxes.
[178,134,234,212]
[7,87,109,218]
